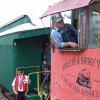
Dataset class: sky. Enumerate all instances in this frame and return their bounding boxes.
[0,0,70,27]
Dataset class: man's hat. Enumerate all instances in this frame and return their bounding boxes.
[18,68,24,73]
[51,12,64,22]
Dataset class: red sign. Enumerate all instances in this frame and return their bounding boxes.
[51,49,100,100]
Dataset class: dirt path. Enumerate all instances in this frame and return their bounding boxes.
[0,90,8,100]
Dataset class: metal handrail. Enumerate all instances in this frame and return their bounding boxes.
[47,94,50,100]
[41,71,51,100]
[16,66,40,76]
[25,71,50,99]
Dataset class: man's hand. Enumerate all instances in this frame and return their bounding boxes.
[27,76,29,80]
[69,42,78,48]
[12,86,18,95]
[14,91,18,95]
[64,42,78,48]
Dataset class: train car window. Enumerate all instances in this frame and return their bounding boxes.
[61,11,71,24]
[88,3,100,48]
[79,7,86,49]
[56,10,81,51]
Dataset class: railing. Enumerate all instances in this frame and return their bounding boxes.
[25,71,50,100]
[41,71,51,100]
[16,66,40,76]
[16,66,50,100]
[47,94,50,100]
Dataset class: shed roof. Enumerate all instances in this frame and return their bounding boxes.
[0,23,47,37]
[0,15,32,33]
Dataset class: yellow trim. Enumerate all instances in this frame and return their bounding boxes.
[27,71,49,76]
[25,74,31,96]
[37,73,39,95]
[25,71,50,99]
[40,84,50,100]
[41,85,43,100]
[40,71,50,100]
[33,88,46,94]
[16,68,18,76]
[45,93,50,100]
[40,83,50,100]
[42,83,49,86]
[16,66,40,76]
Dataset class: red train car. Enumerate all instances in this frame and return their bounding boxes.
[41,0,100,100]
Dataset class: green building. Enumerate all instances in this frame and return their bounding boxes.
[0,15,50,100]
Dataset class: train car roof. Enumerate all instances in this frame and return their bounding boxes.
[41,0,100,18]
[0,23,49,37]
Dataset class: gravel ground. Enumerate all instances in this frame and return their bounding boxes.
[0,89,8,100]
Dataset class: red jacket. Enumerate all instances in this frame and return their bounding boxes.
[15,75,27,92]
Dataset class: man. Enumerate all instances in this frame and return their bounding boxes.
[12,68,31,100]
[41,59,49,84]
[50,12,78,48]
[42,40,51,65]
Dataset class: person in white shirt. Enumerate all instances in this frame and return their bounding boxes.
[12,68,30,100]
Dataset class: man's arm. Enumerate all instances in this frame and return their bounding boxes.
[50,31,65,48]
[12,86,18,95]
[12,78,18,95]
[51,34,78,48]
[51,28,78,48]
